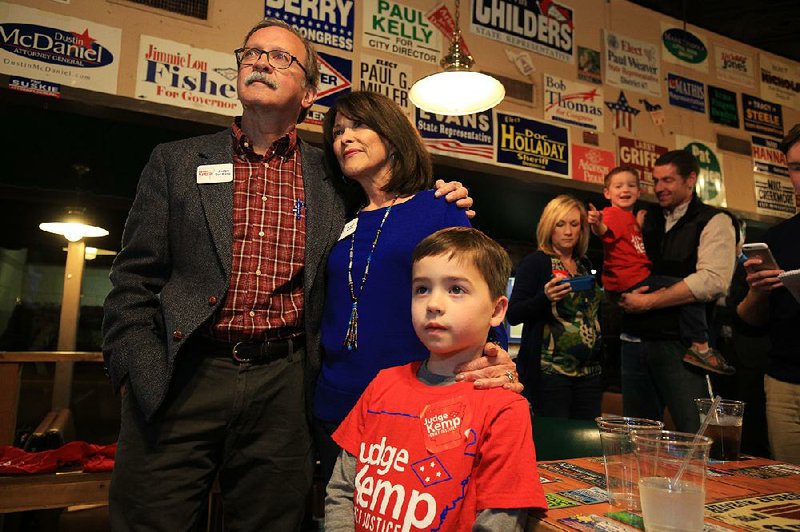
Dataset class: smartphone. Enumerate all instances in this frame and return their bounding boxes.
[741,243,780,271]
[560,275,595,292]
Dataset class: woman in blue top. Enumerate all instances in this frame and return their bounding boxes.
[313,91,515,483]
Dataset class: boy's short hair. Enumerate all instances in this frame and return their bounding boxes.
[603,165,640,188]
[412,227,511,299]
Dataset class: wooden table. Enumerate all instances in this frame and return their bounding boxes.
[530,456,800,531]
[0,470,112,513]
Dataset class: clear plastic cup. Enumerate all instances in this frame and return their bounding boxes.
[633,430,712,532]
[694,398,745,461]
[595,416,664,510]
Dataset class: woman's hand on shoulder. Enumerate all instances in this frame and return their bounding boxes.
[454,342,523,394]
[434,179,475,219]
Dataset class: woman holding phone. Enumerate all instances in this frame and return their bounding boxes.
[507,195,603,418]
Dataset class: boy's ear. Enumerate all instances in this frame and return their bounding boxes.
[489,296,508,327]
[603,187,611,200]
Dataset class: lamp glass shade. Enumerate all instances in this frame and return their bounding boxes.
[409,71,505,116]
[40,221,109,242]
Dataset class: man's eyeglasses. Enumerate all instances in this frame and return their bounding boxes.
[234,47,307,76]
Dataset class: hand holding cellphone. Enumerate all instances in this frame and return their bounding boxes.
[559,275,595,292]
[741,243,780,272]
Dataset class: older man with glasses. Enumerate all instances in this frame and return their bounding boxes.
[103,17,472,531]
[737,124,800,465]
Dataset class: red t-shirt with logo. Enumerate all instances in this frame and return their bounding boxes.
[333,362,546,532]
[600,206,652,292]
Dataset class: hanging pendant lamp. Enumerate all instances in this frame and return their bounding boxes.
[40,207,108,242]
[409,0,505,116]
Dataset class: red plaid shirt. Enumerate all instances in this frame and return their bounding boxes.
[210,120,306,341]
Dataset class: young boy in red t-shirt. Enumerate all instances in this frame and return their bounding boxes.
[588,166,734,375]
[325,227,546,531]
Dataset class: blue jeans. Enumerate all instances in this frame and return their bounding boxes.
[633,275,709,343]
[621,339,706,433]
[536,373,603,420]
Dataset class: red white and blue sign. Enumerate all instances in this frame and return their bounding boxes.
[315,52,351,107]
[471,0,575,64]
[667,73,705,113]
[305,51,351,126]
[496,112,570,176]
[0,23,114,68]
[605,91,640,133]
[416,109,494,161]
[264,0,354,52]
[0,4,121,94]
[752,136,789,178]
[743,93,784,139]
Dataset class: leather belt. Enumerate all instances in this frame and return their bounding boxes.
[202,335,305,364]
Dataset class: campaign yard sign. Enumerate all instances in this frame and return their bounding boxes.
[363,0,441,65]
[752,136,789,178]
[714,45,755,88]
[264,0,354,52]
[678,136,726,207]
[760,54,800,110]
[359,53,412,118]
[708,85,739,128]
[603,30,660,97]
[753,175,797,218]
[544,74,604,132]
[305,51,352,126]
[618,136,668,194]
[496,113,569,177]
[571,145,615,185]
[136,35,241,116]
[471,0,574,64]
[661,24,709,73]
[667,73,705,113]
[0,2,121,94]
[416,109,494,162]
[743,93,784,139]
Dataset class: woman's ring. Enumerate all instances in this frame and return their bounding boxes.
[505,370,515,383]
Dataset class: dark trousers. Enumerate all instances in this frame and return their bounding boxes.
[110,343,313,532]
[621,339,706,433]
[535,373,603,420]
[634,275,709,343]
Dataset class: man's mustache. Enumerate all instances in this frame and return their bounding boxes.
[244,71,278,89]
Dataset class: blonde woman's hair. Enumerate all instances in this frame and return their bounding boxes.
[536,195,589,258]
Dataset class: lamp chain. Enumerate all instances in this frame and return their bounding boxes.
[454,0,460,32]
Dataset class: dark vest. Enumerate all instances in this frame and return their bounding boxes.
[623,194,727,339]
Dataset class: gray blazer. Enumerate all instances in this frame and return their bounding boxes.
[102,129,345,420]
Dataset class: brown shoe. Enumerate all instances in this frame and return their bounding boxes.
[683,347,736,375]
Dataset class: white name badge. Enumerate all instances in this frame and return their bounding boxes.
[196,163,233,184]
[338,218,358,241]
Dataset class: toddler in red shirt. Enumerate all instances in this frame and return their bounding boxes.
[588,166,734,375]
[325,227,546,531]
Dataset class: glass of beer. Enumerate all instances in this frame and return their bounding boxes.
[694,398,746,461]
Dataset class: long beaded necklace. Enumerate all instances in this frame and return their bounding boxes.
[343,194,399,350]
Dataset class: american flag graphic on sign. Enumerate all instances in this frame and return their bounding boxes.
[605,91,640,133]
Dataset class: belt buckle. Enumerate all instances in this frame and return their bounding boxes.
[232,342,253,363]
